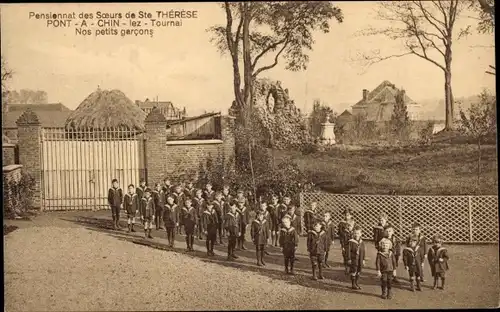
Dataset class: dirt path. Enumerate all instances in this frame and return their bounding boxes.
[4,212,500,310]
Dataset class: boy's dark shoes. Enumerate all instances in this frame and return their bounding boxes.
[264,251,270,255]
[231,254,239,259]
[393,277,399,283]
[227,256,233,261]
[324,262,331,268]
[241,245,247,250]
[387,290,393,299]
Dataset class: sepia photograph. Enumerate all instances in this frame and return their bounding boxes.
[2,1,498,310]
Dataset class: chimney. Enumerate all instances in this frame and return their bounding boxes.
[362,89,369,100]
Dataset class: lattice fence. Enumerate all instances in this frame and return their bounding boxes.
[299,192,498,243]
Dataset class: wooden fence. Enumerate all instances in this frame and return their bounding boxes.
[299,192,498,243]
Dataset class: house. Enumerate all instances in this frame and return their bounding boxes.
[351,80,421,121]
[135,98,186,120]
[3,103,73,142]
[336,109,353,126]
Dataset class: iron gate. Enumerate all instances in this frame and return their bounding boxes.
[40,127,146,210]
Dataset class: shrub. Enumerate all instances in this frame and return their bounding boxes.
[418,121,435,145]
[3,171,36,218]
[301,142,319,155]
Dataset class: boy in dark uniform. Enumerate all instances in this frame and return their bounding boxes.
[173,185,185,235]
[376,238,397,299]
[251,210,270,266]
[162,178,173,195]
[286,205,301,233]
[236,198,250,250]
[203,182,216,202]
[163,195,179,247]
[220,185,233,238]
[279,215,299,275]
[338,208,356,275]
[307,221,329,280]
[304,201,319,233]
[373,212,392,251]
[107,179,123,230]
[235,189,249,209]
[258,202,271,255]
[268,195,280,247]
[202,200,218,256]
[322,212,335,268]
[278,196,291,225]
[140,188,154,239]
[184,181,196,200]
[181,198,197,252]
[213,192,225,246]
[193,189,206,240]
[136,179,147,198]
[403,235,425,292]
[406,222,428,282]
[347,226,366,290]
[124,184,140,233]
[427,234,449,290]
[153,183,166,230]
[136,179,147,224]
[224,200,240,260]
[385,225,402,283]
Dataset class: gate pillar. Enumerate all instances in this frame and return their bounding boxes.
[144,107,168,185]
[16,109,42,209]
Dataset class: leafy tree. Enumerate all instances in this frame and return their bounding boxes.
[5,89,48,104]
[466,0,495,75]
[208,2,343,125]
[357,1,469,131]
[459,90,496,192]
[390,89,411,140]
[308,99,334,138]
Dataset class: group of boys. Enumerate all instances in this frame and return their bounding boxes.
[294,203,450,300]
[109,179,449,300]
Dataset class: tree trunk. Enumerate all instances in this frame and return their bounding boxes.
[444,49,454,131]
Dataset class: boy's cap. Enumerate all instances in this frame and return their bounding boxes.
[112,179,118,183]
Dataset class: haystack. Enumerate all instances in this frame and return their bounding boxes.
[65,88,147,130]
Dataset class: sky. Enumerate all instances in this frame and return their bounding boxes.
[1,2,495,116]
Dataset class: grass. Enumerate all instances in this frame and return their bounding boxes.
[274,143,498,195]
[4,210,499,310]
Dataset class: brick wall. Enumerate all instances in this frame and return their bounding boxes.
[2,143,17,165]
[165,140,225,180]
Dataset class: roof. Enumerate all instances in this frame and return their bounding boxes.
[7,103,71,112]
[136,100,175,110]
[3,110,72,128]
[352,80,415,108]
[65,89,146,130]
[166,112,220,126]
[338,110,352,118]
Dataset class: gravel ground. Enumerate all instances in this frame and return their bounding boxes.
[4,211,500,311]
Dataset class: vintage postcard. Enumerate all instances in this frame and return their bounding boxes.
[2,2,497,310]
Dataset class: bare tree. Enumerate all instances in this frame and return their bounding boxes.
[208,2,343,125]
[1,56,13,119]
[357,1,467,131]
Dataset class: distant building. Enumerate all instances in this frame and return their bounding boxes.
[135,98,186,120]
[3,103,73,142]
[351,80,421,121]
